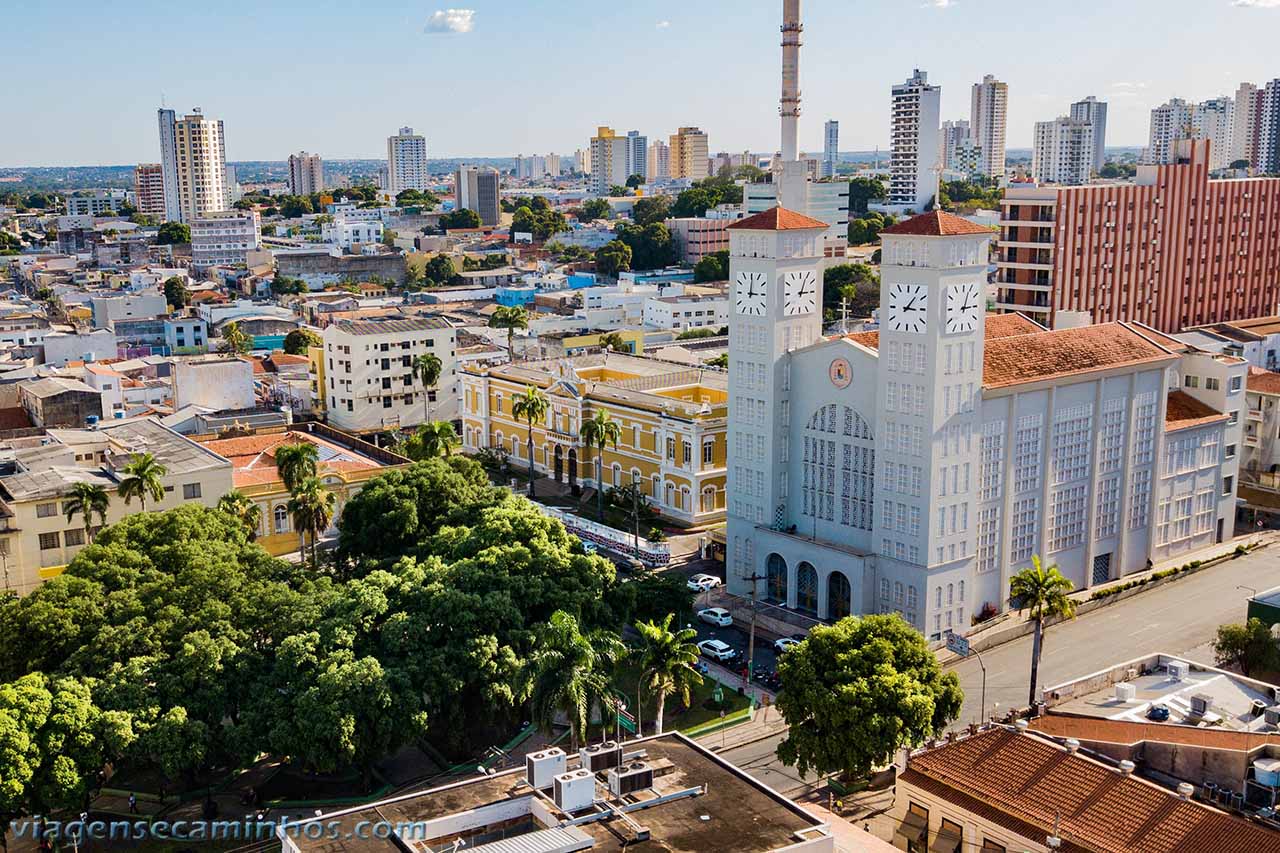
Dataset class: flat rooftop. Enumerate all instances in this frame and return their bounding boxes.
[284,733,829,853]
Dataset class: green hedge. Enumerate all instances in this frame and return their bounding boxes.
[1089,560,1204,601]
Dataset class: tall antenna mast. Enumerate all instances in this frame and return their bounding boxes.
[780,0,802,163]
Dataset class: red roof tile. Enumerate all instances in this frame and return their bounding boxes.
[726,206,829,232]
[903,728,1280,853]
[985,312,1045,339]
[880,209,994,237]
[1164,390,1228,432]
[1248,367,1280,395]
[199,431,381,488]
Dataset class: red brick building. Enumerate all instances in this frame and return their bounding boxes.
[997,140,1280,333]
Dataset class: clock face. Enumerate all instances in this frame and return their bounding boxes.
[945,282,982,334]
[886,283,928,334]
[734,271,767,316]
[829,357,852,388]
[783,269,818,316]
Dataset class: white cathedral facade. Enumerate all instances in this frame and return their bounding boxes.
[724,207,1246,639]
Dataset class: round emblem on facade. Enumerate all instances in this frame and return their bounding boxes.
[829,357,852,389]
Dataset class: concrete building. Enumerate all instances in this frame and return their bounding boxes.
[158,108,228,223]
[970,74,1008,181]
[643,293,728,331]
[386,126,428,195]
[743,181,848,261]
[939,120,972,173]
[461,352,728,525]
[1260,79,1280,174]
[1242,369,1280,496]
[287,151,324,195]
[319,316,457,432]
[648,139,671,179]
[190,209,262,271]
[19,377,104,427]
[888,70,941,211]
[666,213,736,263]
[454,165,500,226]
[669,126,710,181]
[998,140,1280,331]
[1193,97,1236,171]
[724,206,1244,638]
[133,163,167,217]
[90,291,168,329]
[42,328,117,366]
[1032,116,1096,186]
[172,355,255,410]
[320,217,383,250]
[1233,82,1260,169]
[589,127,631,196]
[625,130,647,181]
[65,190,128,217]
[1147,98,1196,165]
[1069,95,1109,174]
[821,120,838,178]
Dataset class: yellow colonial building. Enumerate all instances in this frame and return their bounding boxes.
[460,352,727,526]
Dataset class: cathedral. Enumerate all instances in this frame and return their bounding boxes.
[724,206,1246,639]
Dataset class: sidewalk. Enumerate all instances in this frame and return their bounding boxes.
[694,658,789,752]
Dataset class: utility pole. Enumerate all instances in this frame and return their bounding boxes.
[742,572,767,687]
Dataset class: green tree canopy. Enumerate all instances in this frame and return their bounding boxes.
[220,320,252,356]
[425,254,458,286]
[396,189,440,210]
[163,276,188,309]
[823,263,880,320]
[595,241,632,278]
[283,328,322,355]
[512,203,570,240]
[1213,618,1279,677]
[580,198,612,222]
[155,221,190,245]
[271,275,308,297]
[624,173,645,189]
[616,222,675,271]
[439,208,483,230]
[631,195,671,227]
[848,177,885,215]
[693,250,729,283]
[776,614,962,780]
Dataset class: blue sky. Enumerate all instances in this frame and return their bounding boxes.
[3,0,1278,166]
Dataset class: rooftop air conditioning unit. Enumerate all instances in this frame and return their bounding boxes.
[553,769,595,813]
[1115,682,1137,703]
[580,741,623,774]
[526,747,567,789]
[608,762,655,797]
[1168,660,1190,682]
[1265,706,1280,727]
[1190,694,1213,717]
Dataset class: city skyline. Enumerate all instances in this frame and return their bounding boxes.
[4,0,1278,167]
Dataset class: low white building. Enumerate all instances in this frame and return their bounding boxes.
[191,210,262,271]
[42,329,118,366]
[91,291,168,330]
[320,316,458,433]
[65,190,129,217]
[172,355,256,410]
[643,294,729,331]
[321,217,383,250]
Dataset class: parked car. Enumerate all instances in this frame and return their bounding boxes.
[687,573,723,592]
[1146,703,1171,722]
[697,639,736,662]
[697,607,733,627]
[773,637,802,654]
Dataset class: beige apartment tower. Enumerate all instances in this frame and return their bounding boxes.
[288,151,324,195]
[669,127,710,180]
[158,109,228,223]
[133,163,167,217]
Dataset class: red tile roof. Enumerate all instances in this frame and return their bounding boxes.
[880,209,995,237]
[199,431,381,488]
[985,312,1046,339]
[1248,367,1280,395]
[726,206,829,232]
[903,728,1280,853]
[1164,390,1228,432]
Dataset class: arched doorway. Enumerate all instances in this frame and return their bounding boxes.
[554,445,564,483]
[827,571,852,621]
[567,448,578,490]
[766,553,787,604]
[796,562,818,616]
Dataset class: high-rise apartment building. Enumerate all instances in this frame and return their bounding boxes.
[669,127,710,181]
[1031,116,1095,186]
[224,165,242,205]
[589,127,629,195]
[287,151,324,195]
[133,163,167,217]
[625,130,647,181]
[455,165,500,226]
[1069,96,1108,173]
[574,149,590,175]
[648,140,671,179]
[998,140,1280,332]
[1258,79,1280,174]
[1232,83,1260,168]
[1192,98,1235,171]
[386,127,428,195]
[970,74,1008,180]
[939,120,972,172]
[888,70,941,211]
[821,120,839,178]
[1146,99,1195,164]
[157,108,227,223]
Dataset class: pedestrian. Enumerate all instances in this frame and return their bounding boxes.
[128,792,138,814]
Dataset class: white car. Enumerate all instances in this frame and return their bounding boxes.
[697,639,736,662]
[697,607,733,627]
[773,637,802,654]
[687,573,723,592]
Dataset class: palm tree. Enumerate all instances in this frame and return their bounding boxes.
[580,409,621,521]
[117,453,166,512]
[1009,556,1078,708]
[274,441,319,494]
[401,421,457,460]
[599,331,627,353]
[287,476,336,567]
[634,614,703,734]
[63,481,109,544]
[489,305,528,362]
[220,320,252,356]
[217,489,262,540]
[517,610,625,752]
[511,386,548,497]
[412,353,443,422]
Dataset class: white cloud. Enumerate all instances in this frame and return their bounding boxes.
[425,9,476,33]
[1232,0,1280,7]
[656,20,671,28]
[922,0,955,6]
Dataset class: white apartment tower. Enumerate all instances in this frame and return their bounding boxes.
[970,74,1008,181]
[889,70,941,211]
[455,165,500,226]
[1193,98,1235,172]
[1260,80,1280,174]
[822,120,839,178]
[625,131,648,181]
[648,140,671,180]
[1032,116,1095,185]
[157,108,228,223]
[1069,96,1109,173]
[589,127,629,195]
[939,120,972,172]
[1232,83,1259,169]
[386,127,429,195]
[1147,99,1195,165]
[287,151,324,195]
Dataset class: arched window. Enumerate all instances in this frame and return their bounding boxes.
[827,571,852,621]
[612,463,621,487]
[680,487,691,511]
[907,585,918,610]
[936,586,942,608]
[701,486,716,513]
[766,553,788,604]
[651,474,661,499]
[796,562,818,616]
[801,404,875,530]
[273,504,289,534]
[958,581,965,602]
[947,583,954,605]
